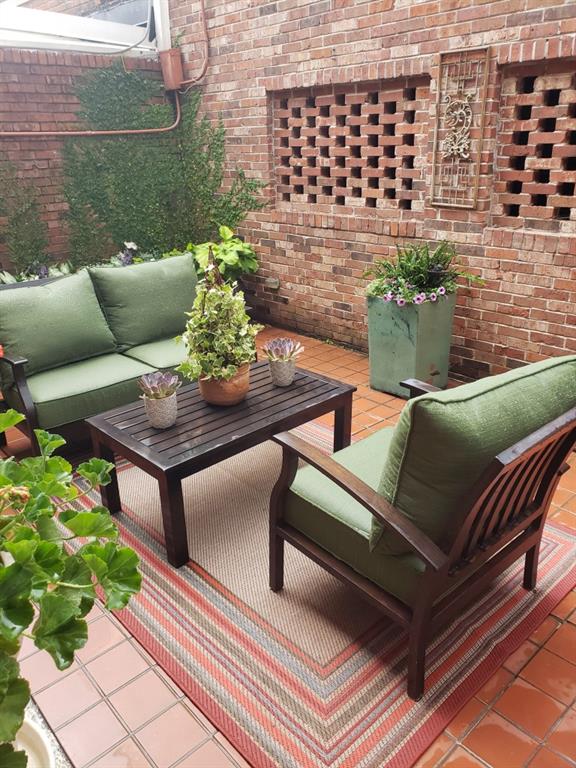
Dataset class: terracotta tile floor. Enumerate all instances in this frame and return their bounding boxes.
[7,326,576,768]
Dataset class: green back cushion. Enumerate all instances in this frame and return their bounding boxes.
[0,271,116,379]
[372,355,576,555]
[89,255,198,350]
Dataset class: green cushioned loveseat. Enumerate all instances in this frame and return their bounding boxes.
[0,255,197,451]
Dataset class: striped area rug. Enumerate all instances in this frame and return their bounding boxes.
[78,423,576,768]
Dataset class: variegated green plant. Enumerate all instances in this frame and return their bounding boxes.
[178,264,263,382]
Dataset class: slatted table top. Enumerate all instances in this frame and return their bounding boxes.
[87,362,355,474]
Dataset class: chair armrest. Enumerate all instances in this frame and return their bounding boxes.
[400,378,442,399]
[273,431,447,571]
[0,354,38,429]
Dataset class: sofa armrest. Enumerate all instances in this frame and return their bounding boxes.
[272,431,447,571]
[0,354,38,432]
[400,378,443,399]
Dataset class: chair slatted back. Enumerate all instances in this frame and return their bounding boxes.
[447,408,576,575]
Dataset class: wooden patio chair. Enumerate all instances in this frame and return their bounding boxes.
[269,356,576,699]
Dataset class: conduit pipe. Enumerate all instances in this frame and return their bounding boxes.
[0,90,181,138]
[178,0,208,89]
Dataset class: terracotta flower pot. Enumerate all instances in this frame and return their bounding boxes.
[199,364,250,406]
[142,392,178,428]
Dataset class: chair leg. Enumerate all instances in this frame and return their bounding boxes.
[407,627,427,700]
[270,531,284,592]
[523,544,540,590]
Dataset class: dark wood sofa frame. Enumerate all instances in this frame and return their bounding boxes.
[270,378,576,700]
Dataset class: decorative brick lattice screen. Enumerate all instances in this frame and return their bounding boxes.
[496,69,576,232]
[273,79,429,213]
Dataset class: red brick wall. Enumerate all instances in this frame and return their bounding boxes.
[6,0,576,377]
[0,48,159,265]
[165,0,576,379]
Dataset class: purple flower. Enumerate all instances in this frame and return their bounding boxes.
[429,292,438,302]
[413,294,424,305]
[438,286,446,295]
[396,297,406,307]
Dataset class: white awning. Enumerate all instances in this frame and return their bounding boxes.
[0,0,171,56]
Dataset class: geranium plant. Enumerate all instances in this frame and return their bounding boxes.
[365,240,481,306]
[0,411,141,767]
[178,262,263,382]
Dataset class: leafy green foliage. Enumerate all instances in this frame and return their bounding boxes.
[365,240,483,305]
[166,225,258,282]
[63,64,265,267]
[0,409,141,753]
[178,266,263,382]
[0,160,49,275]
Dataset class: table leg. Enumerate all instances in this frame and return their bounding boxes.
[158,473,189,568]
[91,436,121,514]
[333,394,352,452]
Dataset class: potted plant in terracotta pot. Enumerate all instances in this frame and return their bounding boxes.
[178,262,263,406]
[365,240,481,397]
[138,371,182,429]
[0,410,141,767]
[262,337,304,387]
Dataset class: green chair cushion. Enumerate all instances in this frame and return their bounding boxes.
[372,355,576,555]
[5,354,155,429]
[0,272,116,380]
[284,427,426,606]
[123,337,186,369]
[89,255,197,351]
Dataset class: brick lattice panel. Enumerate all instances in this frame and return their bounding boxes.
[496,68,576,232]
[273,79,429,214]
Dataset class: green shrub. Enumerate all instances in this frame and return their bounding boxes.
[64,64,265,268]
[0,161,49,274]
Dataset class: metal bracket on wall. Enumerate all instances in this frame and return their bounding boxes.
[430,47,490,210]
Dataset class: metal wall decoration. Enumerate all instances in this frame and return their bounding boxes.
[430,48,490,209]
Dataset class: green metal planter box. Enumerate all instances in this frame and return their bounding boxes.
[367,293,456,397]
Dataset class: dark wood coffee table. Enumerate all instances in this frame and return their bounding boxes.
[86,362,355,567]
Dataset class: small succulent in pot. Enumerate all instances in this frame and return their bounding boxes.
[138,371,181,428]
[262,337,304,387]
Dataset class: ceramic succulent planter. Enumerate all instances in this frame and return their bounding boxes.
[268,359,296,387]
[199,364,250,406]
[143,392,178,428]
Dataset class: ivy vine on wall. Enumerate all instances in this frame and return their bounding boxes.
[63,64,266,268]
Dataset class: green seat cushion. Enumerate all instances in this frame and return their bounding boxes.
[372,355,576,555]
[0,272,116,380]
[89,255,197,351]
[5,354,155,429]
[284,427,427,606]
[123,337,186,369]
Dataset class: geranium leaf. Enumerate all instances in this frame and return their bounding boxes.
[76,458,114,487]
[59,508,117,540]
[33,430,66,458]
[0,744,27,768]
[0,410,25,435]
[33,594,87,669]
[0,652,29,743]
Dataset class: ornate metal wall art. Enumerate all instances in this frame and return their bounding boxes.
[431,48,490,209]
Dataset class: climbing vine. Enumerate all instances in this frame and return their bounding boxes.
[63,64,265,267]
[0,159,49,274]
